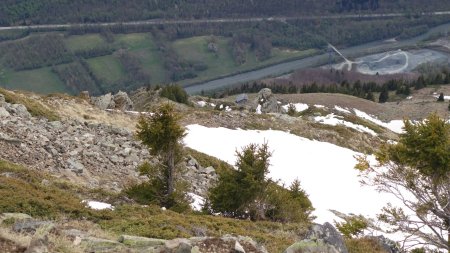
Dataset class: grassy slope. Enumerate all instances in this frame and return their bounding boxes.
[116,33,167,85]
[0,159,307,252]
[0,32,315,95]
[87,55,125,84]
[0,67,68,95]
[0,87,60,121]
[172,36,316,85]
[65,34,108,51]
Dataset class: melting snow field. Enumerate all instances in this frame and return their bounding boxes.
[314,113,377,136]
[184,125,400,224]
[353,109,404,134]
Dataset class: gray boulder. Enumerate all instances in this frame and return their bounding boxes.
[307,222,348,253]
[91,93,114,110]
[0,93,5,105]
[113,91,133,111]
[79,91,90,100]
[91,91,133,111]
[256,88,279,113]
[7,104,31,118]
[13,220,54,234]
[367,236,400,253]
[0,107,9,117]
[284,222,348,253]
[164,238,192,253]
[67,158,85,174]
[81,236,123,252]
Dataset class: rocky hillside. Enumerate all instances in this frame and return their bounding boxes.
[0,86,447,252]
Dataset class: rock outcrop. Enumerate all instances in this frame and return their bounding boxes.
[284,222,348,253]
[0,99,215,194]
[91,91,134,111]
[182,156,218,197]
[256,88,280,113]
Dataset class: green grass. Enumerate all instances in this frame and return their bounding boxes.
[115,33,152,50]
[65,34,108,52]
[172,36,317,85]
[116,33,167,85]
[87,55,126,84]
[0,87,60,121]
[0,159,309,252]
[0,160,90,219]
[0,67,69,95]
[345,238,389,253]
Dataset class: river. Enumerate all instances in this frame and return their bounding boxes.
[184,21,450,94]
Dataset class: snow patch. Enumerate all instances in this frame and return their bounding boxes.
[315,114,377,136]
[314,104,326,108]
[334,106,351,114]
[184,125,400,224]
[282,103,309,113]
[188,193,205,211]
[197,101,207,107]
[83,200,114,210]
[353,109,404,133]
[256,104,262,114]
[433,95,450,100]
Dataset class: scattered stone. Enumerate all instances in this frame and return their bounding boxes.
[284,240,340,253]
[7,104,31,118]
[79,91,90,100]
[81,236,122,252]
[67,158,85,174]
[24,235,49,253]
[234,240,246,253]
[0,107,10,117]
[13,220,54,234]
[0,94,5,105]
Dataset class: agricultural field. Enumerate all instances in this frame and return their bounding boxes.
[0,67,69,94]
[173,36,316,85]
[64,34,109,52]
[0,32,313,95]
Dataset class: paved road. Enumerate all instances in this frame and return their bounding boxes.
[1,11,450,31]
[184,21,450,94]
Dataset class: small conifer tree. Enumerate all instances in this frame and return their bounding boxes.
[134,103,188,209]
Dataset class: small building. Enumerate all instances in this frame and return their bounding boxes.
[235,94,248,104]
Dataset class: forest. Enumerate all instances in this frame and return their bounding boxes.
[1,0,450,26]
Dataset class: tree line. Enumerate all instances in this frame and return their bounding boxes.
[2,0,450,26]
[220,68,450,103]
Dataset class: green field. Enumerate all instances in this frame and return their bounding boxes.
[87,55,126,84]
[0,67,69,94]
[0,32,316,95]
[116,33,167,84]
[65,34,108,51]
[172,36,317,85]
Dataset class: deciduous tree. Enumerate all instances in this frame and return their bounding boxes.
[356,114,450,251]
